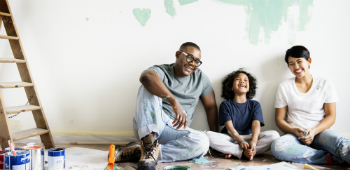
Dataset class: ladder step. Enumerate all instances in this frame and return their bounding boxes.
[6,105,41,114]
[0,58,26,63]
[0,35,19,40]
[0,12,11,16]
[12,128,49,141]
[0,82,33,88]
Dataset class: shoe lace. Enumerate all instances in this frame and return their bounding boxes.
[143,142,157,161]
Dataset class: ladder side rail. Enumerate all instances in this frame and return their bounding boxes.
[0,89,12,149]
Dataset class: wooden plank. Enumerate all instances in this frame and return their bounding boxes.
[0,11,10,16]
[6,105,41,114]
[12,128,49,141]
[0,34,19,40]
[0,82,33,88]
[0,58,26,63]
[0,89,12,149]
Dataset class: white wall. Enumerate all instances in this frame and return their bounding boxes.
[1,0,350,138]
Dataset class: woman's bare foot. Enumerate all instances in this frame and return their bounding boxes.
[225,154,233,159]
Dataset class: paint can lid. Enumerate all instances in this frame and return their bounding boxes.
[164,166,190,170]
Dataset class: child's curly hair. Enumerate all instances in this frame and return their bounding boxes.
[221,68,257,100]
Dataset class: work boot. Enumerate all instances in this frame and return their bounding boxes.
[113,142,141,162]
[138,135,159,170]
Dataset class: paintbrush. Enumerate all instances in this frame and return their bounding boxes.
[108,145,115,170]
[8,140,16,155]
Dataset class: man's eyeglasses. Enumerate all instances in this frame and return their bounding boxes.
[179,51,202,67]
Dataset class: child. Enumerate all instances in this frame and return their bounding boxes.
[206,68,279,160]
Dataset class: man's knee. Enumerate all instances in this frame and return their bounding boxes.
[190,131,210,155]
[271,137,289,158]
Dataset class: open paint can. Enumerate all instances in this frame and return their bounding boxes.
[4,150,31,170]
[164,166,191,170]
[24,143,45,170]
[0,151,7,169]
[48,148,65,170]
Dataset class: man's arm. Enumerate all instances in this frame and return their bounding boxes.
[140,69,187,129]
[200,91,218,132]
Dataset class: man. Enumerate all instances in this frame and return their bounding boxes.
[114,42,218,170]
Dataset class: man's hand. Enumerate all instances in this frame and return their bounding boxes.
[300,128,316,145]
[171,101,187,130]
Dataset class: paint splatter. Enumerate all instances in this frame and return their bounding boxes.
[150,105,156,118]
[177,154,189,159]
[326,154,333,164]
[303,150,315,162]
[164,0,176,17]
[72,153,83,156]
[323,139,326,143]
[274,140,288,152]
[189,157,215,164]
[132,8,151,27]
[178,0,198,6]
[216,0,313,45]
[342,144,350,156]
[286,146,304,154]
[195,146,203,151]
[86,17,89,21]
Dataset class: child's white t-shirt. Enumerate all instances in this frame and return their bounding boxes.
[275,76,339,130]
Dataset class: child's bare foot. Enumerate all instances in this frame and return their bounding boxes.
[225,154,233,159]
[243,149,256,160]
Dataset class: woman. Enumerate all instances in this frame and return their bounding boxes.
[271,45,350,164]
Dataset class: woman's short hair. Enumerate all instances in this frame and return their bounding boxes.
[285,45,310,64]
[221,68,257,100]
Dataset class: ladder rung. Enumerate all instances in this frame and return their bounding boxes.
[0,12,11,16]
[0,58,26,63]
[6,105,41,114]
[0,82,33,88]
[0,35,19,40]
[12,128,49,141]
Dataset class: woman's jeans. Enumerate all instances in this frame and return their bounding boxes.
[271,129,350,164]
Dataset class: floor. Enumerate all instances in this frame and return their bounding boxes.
[49,143,349,170]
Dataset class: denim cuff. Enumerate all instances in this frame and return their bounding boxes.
[137,124,160,140]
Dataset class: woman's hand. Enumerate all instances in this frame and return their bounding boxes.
[300,128,316,145]
[291,128,304,138]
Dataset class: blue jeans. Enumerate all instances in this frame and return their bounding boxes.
[133,85,209,163]
[271,129,350,164]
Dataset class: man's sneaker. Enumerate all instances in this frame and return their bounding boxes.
[113,142,141,162]
[138,135,160,170]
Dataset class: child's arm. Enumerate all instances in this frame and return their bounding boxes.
[224,120,249,150]
[249,120,261,151]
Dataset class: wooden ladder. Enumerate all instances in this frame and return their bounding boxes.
[0,0,55,149]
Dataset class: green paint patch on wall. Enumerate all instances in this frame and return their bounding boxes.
[178,0,198,6]
[133,8,151,27]
[165,0,177,17]
[217,0,313,45]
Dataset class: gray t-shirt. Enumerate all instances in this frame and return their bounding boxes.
[149,63,213,126]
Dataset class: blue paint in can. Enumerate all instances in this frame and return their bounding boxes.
[4,150,31,170]
[48,148,65,170]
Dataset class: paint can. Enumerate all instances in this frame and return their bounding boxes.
[48,148,65,170]
[0,151,7,169]
[163,166,190,170]
[4,150,31,170]
[24,143,44,170]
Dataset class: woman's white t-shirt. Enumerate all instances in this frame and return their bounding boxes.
[275,76,339,130]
